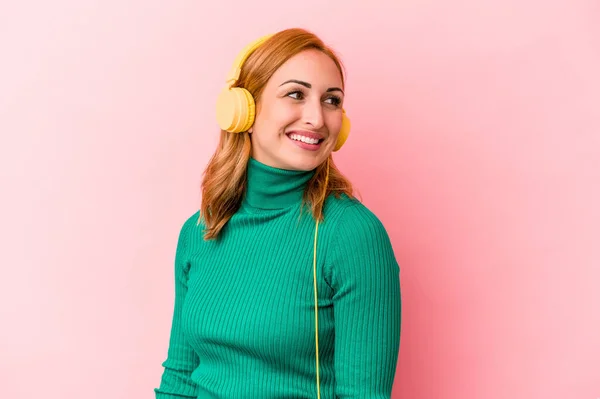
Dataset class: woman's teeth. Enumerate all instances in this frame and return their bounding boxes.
[289,134,321,144]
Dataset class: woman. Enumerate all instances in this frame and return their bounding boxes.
[154,28,401,399]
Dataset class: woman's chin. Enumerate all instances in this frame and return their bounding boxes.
[279,149,323,170]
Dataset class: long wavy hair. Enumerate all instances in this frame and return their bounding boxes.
[199,28,355,240]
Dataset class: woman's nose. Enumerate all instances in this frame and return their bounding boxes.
[301,100,324,129]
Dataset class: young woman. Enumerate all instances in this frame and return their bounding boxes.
[155,27,401,399]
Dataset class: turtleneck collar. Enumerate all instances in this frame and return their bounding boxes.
[242,157,315,210]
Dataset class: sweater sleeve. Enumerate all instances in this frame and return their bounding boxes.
[325,203,402,398]
[154,215,200,399]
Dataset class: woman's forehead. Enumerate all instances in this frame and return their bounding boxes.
[269,49,343,89]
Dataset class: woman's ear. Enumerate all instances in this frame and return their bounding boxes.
[248,127,253,133]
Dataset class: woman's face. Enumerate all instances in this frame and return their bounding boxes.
[249,49,344,171]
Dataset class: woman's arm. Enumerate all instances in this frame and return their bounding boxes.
[325,203,402,398]
[154,215,200,399]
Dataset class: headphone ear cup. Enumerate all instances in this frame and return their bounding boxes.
[333,110,351,152]
[216,87,256,133]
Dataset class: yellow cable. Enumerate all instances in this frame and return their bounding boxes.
[314,157,330,398]
[313,219,321,399]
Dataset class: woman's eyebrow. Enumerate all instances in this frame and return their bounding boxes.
[279,79,344,94]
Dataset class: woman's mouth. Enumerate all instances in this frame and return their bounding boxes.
[286,132,325,151]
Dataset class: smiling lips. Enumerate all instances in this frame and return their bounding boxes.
[286,131,325,151]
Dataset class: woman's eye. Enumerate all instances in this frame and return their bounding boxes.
[287,91,304,100]
[325,96,342,106]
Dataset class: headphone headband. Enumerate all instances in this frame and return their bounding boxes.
[225,34,273,86]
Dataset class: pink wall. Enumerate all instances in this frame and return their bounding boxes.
[1,1,598,398]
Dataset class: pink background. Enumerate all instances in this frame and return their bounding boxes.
[1,1,599,398]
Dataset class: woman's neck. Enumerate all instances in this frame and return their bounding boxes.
[242,157,315,210]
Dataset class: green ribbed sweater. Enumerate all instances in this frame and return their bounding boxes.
[154,157,401,399]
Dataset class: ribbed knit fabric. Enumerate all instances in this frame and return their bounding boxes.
[154,157,401,399]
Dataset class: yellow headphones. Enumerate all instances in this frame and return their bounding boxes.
[215,33,351,152]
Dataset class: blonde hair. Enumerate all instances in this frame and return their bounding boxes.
[200,28,355,240]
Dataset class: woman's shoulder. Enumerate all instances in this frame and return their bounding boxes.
[324,193,391,242]
[322,194,400,282]
[179,209,202,232]
[175,209,205,246]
